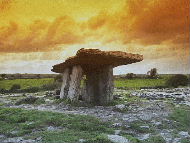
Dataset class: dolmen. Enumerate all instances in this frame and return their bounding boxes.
[52,48,143,105]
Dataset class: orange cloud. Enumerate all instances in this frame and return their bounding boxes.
[115,0,189,46]
[0,0,189,55]
[0,16,84,52]
[85,0,189,46]
[0,0,13,11]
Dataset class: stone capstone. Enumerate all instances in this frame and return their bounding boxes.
[52,48,143,73]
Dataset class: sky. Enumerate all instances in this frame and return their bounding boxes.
[0,0,189,75]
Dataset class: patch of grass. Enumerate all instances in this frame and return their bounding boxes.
[121,133,140,143]
[84,134,113,143]
[34,98,46,105]
[180,138,190,143]
[0,107,114,142]
[169,105,190,132]
[0,102,5,106]
[124,94,141,104]
[54,98,94,107]
[108,93,144,108]
[142,135,166,143]
[37,131,113,143]
[15,96,38,105]
[0,78,54,90]
[114,78,167,89]
[129,121,155,133]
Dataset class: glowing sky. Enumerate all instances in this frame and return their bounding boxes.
[0,0,189,74]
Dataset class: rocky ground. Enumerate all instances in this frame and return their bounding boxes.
[0,87,190,143]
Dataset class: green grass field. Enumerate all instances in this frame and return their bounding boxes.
[0,75,173,91]
[0,78,54,90]
[114,78,166,89]
[114,75,171,89]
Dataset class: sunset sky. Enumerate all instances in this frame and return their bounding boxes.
[0,0,189,74]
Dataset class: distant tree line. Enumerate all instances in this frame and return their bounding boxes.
[124,68,189,88]
[124,68,158,79]
[0,74,57,80]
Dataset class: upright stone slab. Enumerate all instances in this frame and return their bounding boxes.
[60,68,70,99]
[85,65,114,105]
[68,65,83,101]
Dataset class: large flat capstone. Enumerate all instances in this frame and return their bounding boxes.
[52,48,143,73]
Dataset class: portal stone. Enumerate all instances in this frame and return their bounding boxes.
[67,65,83,101]
[85,65,114,105]
[60,68,70,99]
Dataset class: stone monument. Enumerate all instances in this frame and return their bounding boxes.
[52,48,143,105]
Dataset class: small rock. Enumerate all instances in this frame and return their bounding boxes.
[172,138,181,143]
[138,114,153,121]
[108,135,129,143]
[138,134,150,140]
[112,123,122,127]
[114,104,126,112]
[27,122,34,125]
[140,125,149,129]
[178,131,190,138]
[160,129,173,142]
[46,126,63,131]
[154,122,162,126]
[115,130,121,135]
[3,137,23,143]
[55,89,60,95]
[79,139,86,142]
[54,95,60,99]
[0,135,5,138]
[10,130,18,134]
[45,99,54,104]
[36,137,42,141]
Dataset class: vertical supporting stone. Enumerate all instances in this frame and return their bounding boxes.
[60,68,70,99]
[85,65,114,105]
[80,75,87,101]
[68,65,83,101]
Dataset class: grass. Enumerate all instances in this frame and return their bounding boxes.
[40,132,112,143]
[169,105,190,132]
[0,78,54,90]
[114,74,172,89]
[114,78,167,89]
[0,107,114,143]
[0,75,171,91]
[129,121,155,133]
[180,138,190,143]
[142,135,166,143]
